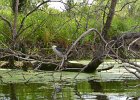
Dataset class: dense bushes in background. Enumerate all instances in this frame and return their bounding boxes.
[0,0,139,58]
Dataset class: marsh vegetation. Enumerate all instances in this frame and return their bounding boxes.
[0,0,140,99]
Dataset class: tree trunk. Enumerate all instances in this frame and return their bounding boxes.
[84,43,104,72]
[12,0,27,13]
[8,56,15,69]
[84,0,118,73]
[9,0,19,68]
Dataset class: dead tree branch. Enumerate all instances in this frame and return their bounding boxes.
[116,0,138,12]
[17,0,62,37]
[0,15,13,33]
[66,28,102,57]
[124,65,140,79]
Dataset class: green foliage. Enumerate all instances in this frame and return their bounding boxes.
[110,17,128,36]
[109,16,139,38]
[0,1,139,53]
[0,19,12,43]
[0,34,5,43]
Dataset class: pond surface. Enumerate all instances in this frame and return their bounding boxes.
[0,79,139,100]
[0,61,140,100]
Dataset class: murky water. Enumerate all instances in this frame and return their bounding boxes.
[0,61,140,100]
[0,80,139,100]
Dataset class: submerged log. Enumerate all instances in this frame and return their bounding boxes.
[0,61,9,68]
[0,61,85,71]
[0,60,117,72]
[84,44,104,73]
[83,0,118,73]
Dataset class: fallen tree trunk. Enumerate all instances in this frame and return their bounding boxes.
[84,0,118,73]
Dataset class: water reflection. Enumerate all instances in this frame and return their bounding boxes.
[0,80,140,100]
[81,94,108,100]
[10,84,17,100]
[75,80,140,100]
[88,80,104,92]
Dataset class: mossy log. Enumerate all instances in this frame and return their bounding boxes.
[0,61,85,71]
